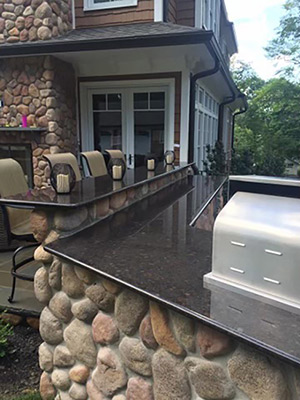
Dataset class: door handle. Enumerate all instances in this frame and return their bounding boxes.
[128,154,132,165]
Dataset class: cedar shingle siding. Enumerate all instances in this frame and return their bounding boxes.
[176,0,195,27]
[75,0,154,28]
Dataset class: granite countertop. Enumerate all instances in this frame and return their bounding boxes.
[0,162,191,209]
[46,175,300,367]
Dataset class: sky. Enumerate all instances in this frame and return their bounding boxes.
[225,0,286,80]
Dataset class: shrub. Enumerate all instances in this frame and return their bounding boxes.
[0,313,13,358]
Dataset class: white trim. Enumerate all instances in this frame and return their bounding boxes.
[180,70,190,163]
[84,0,137,12]
[154,0,164,22]
[72,0,76,29]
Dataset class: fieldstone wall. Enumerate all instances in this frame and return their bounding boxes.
[0,0,72,44]
[0,55,77,188]
[34,256,300,400]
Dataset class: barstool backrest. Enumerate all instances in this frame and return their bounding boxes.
[81,151,108,178]
[43,153,82,182]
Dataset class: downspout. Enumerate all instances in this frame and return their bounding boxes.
[217,72,236,142]
[188,48,220,164]
[231,95,248,149]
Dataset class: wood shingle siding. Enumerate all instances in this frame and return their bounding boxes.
[75,0,154,28]
[167,0,177,23]
[176,0,195,27]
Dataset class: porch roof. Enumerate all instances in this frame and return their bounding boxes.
[0,22,213,57]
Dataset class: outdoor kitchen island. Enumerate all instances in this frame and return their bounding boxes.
[1,169,299,400]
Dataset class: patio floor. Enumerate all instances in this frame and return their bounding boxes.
[0,249,43,316]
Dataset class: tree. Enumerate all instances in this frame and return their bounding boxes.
[230,62,300,176]
[266,0,300,78]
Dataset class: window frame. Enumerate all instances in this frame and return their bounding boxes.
[84,0,138,12]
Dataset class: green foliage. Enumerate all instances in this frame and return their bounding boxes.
[203,141,226,175]
[231,61,300,176]
[4,393,41,400]
[266,0,300,78]
[0,313,13,358]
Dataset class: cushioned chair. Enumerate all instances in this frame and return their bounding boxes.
[0,158,39,303]
[81,151,108,178]
[43,153,82,182]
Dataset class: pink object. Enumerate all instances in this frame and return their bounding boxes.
[22,115,27,128]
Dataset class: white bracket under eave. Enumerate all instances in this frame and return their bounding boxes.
[154,0,164,22]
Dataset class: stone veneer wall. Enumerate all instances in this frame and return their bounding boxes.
[34,256,300,400]
[0,0,72,44]
[0,55,77,188]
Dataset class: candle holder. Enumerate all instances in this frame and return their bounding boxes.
[108,158,126,181]
[50,163,76,194]
[145,156,158,171]
[164,150,175,165]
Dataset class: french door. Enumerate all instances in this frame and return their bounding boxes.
[87,86,170,169]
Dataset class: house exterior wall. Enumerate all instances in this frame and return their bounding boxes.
[74,0,154,29]
[0,0,72,44]
[177,0,195,27]
[0,56,77,188]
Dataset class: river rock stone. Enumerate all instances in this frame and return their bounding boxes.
[62,263,85,298]
[119,337,152,376]
[34,245,53,263]
[54,207,88,232]
[171,311,195,352]
[40,371,56,400]
[102,278,121,294]
[69,365,90,384]
[86,380,106,400]
[54,345,75,368]
[152,349,191,400]
[139,315,158,350]
[30,210,48,242]
[49,291,72,323]
[150,302,185,356]
[69,383,87,400]
[72,298,98,323]
[126,377,153,400]
[64,319,97,368]
[92,312,119,344]
[40,307,63,345]
[48,258,62,290]
[228,347,288,400]
[34,266,52,304]
[110,191,127,210]
[52,369,71,391]
[115,290,148,335]
[92,348,127,396]
[112,396,126,400]
[185,357,236,400]
[85,283,115,312]
[39,342,53,372]
[36,2,52,19]
[197,323,234,358]
[74,266,97,285]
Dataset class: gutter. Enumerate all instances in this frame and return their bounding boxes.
[188,43,220,164]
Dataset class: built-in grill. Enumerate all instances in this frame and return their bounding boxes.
[204,176,300,313]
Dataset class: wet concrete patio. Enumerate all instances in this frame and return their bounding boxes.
[0,249,43,316]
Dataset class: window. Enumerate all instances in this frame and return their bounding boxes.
[196,0,220,38]
[84,0,138,11]
[194,85,219,171]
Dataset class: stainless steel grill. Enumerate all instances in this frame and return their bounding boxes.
[204,190,300,312]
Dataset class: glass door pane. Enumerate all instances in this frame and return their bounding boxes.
[133,91,165,167]
[93,93,122,152]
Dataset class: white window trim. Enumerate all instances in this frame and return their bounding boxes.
[84,0,137,12]
[154,0,164,22]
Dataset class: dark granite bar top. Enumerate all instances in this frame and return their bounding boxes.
[0,162,191,209]
[46,175,300,367]
[0,127,47,132]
